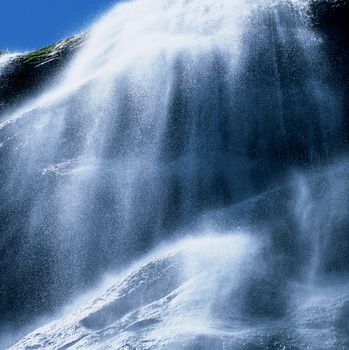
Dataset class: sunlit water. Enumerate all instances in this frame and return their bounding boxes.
[0,0,348,348]
[0,53,19,70]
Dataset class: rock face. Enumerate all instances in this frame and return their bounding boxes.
[0,35,84,113]
[0,0,347,116]
[309,0,349,138]
[9,233,349,350]
[0,1,348,348]
[7,157,349,350]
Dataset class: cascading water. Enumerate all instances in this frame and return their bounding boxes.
[0,0,348,349]
[0,55,17,76]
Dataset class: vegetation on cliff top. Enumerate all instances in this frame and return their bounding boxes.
[18,35,85,66]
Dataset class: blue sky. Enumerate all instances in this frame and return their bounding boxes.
[0,0,116,52]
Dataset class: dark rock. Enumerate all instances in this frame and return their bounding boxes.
[0,35,85,114]
[0,1,348,118]
[308,0,349,139]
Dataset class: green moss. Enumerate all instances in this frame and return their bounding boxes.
[20,43,58,64]
[17,35,84,65]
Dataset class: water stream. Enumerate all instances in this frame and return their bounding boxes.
[0,0,348,348]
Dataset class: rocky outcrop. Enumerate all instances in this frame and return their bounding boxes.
[0,35,84,114]
[309,0,348,30]
[0,2,348,348]
[309,0,349,138]
[10,233,349,350]
[0,1,348,116]
[309,0,348,77]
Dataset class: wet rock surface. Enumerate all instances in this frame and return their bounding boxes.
[9,244,349,350]
[0,35,84,114]
[0,0,347,117]
[1,1,348,348]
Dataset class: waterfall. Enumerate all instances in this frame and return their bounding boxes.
[0,54,18,75]
[1,0,348,349]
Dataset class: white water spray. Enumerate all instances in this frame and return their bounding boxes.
[1,0,348,348]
